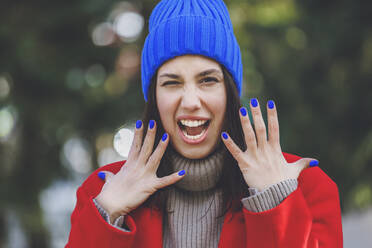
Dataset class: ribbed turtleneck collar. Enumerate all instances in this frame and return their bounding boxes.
[167,146,225,192]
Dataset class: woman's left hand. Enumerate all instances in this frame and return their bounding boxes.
[221,98,318,191]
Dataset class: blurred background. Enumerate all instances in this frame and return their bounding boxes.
[0,0,371,247]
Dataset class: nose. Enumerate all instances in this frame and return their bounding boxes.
[180,86,201,112]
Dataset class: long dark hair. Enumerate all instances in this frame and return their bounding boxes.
[142,64,248,213]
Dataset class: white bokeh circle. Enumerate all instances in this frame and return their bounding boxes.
[113,128,134,158]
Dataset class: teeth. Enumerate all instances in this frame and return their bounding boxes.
[182,128,206,140]
[180,119,207,127]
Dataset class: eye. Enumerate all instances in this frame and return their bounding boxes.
[161,81,180,86]
[201,77,219,83]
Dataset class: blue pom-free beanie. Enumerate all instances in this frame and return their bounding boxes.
[141,0,243,101]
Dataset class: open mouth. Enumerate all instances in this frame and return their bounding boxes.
[177,119,210,140]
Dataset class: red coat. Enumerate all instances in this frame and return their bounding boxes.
[66,153,343,248]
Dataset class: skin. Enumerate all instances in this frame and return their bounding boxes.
[221,100,315,191]
[96,55,315,222]
[156,55,227,159]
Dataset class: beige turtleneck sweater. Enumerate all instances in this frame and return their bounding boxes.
[162,149,225,248]
[94,148,298,248]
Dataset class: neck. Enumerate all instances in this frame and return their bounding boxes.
[167,145,225,192]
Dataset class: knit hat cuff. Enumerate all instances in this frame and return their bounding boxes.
[141,15,243,101]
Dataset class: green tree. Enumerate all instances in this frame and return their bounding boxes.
[0,0,371,246]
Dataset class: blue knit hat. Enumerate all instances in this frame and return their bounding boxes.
[141,0,243,101]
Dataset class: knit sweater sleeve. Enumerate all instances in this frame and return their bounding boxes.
[241,179,298,212]
[93,198,130,232]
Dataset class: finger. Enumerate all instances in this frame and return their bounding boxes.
[239,107,257,153]
[138,120,156,164]
[127,120,144,161]
[291,158,319,173]
[156,170,186,189]
[147,133,169,172]
[267,100,280,148]
[97,171,115,182]
[250,98,267,148]
[221,132,244,162]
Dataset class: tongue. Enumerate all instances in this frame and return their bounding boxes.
[185,126,204,136]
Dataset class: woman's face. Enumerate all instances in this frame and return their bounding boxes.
[156,55,227,159]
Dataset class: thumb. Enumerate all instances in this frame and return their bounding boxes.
[292,158,319,171]
[157,170,186,189]
[97,171,115,182]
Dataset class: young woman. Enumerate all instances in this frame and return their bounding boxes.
[66,0,343,247]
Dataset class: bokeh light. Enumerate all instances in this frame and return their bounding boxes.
[65,68,85,90]
[114,12,144,42]
[240,1,298,27]
[116,47,140,77]
[98,147,124,166]
[286,27,307,50]
[103,73,129,96]
[113,127,134,158]
[353,183,372,209]
[91,22,116,46]
[40,180,78,248]
[5,210,27,248]
[95,132,114,151]
[0,106,16,141]
[85,64,106,88]
[0,76,11,99]
[61,137,92,174]
[95,132,124,166]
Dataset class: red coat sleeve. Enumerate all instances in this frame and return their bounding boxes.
[65,161,139,248]
[242,154,343,248]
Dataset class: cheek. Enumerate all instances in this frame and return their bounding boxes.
[156,94,177,128]
[209,97,226,134]
[210,94,226,119]
[156,88,167,117]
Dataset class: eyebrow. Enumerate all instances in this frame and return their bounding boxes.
[159,69,223,79]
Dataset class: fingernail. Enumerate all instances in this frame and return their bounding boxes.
[178,170,186,176]
[149,120,155,129]
[222,132,228,140]
[251,98,258,107]
[136,120,142,129]
[162,133,168,141]
[309,160,319,167]
[98,172,105,180]
[268,100,275,109]
[240,107,247,116]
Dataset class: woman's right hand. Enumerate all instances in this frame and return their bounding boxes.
[95,120,185,223]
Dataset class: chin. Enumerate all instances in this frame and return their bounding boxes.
[179,151,208,159]
[172,142,218,159]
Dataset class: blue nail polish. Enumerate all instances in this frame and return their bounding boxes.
[268,100,275,109]
[149,120,155,129]
[98,172,106,180]
[136,120,142,129]
[309,160,319,167]
[178,170,186,176]
[222,132,228,140]
[251,98,258,107]
[162,133,168,141]
[240,107,247,116]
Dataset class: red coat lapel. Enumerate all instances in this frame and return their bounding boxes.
[130,207,164,247]
[218,206,246,248]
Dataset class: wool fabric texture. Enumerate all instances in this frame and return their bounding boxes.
[92,149,299,248]
[169,146,224,191]
[163,148,225,248]
[141,0,243,101]
[67,154,343,247]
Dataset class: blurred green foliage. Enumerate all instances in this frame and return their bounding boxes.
[0,0,371,246]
